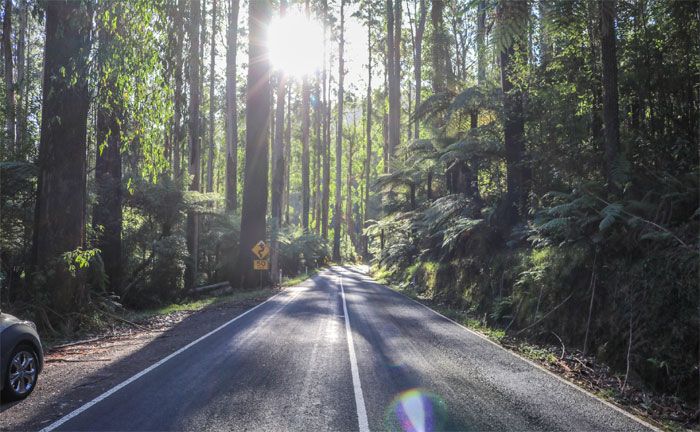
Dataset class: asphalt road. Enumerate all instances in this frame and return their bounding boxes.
[44,266,654,432]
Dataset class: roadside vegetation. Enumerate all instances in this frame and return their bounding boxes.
[0,0,696,421]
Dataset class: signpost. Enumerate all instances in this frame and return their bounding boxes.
[251,240,270,287]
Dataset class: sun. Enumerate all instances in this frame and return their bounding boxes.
[268,9,325,77]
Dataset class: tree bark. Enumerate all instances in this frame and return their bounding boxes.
[301,66,311,230]
[599,0,620,192]
[3,0,15,154]
[236,0,271,287]
[225,0,240,211]
[206,0,218,192]
[413,0,425,140]
[171,0,185,180]
[94,7,123,294]
[185,0,202,289]
[333,0,345,261]
[313,72,322,232]
[498,0,529,223]
[363,18,373,256]
[386,0,401,165]
[271,0,287,284]
[33,0,93,316]
[321,0,330,240]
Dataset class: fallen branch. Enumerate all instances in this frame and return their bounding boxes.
[516,292,574,335]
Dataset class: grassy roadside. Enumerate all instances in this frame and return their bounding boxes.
[372,268,692,432]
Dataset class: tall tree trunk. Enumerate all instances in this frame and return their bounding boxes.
[300,78,311,230]
[363,19,373,256]
[599,0,620,192]
[321,0,330,240]
[3,0,15,154]
[93,7,123,294]
[225,0,240,211]
[206,0,218,192]
[237,0,271,287]
[413,0,425,140]
[386,0,401,165]
[313,73,322,232]
[15,0,27,152]
[332,0,345,261]
[33,0,92,317]
[346,114,355,250]
[172,0,185,180]
[285,87,291,225]
[185,0,202,288]
[431,0,445,94]
[271,0,287,283]
[498,0,529,223]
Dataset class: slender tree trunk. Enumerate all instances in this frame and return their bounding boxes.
[333,0,345,261]
[346,114,355,251]
[271,0,287,284]
[94,8,123,294]
[314,73,322,232]
[3,0,15,154]
[363,21,372,256]
[599,0,620,192]
[301,72,311,228]
[206,0,218,192]
[498,0,529,223]
[16,0,27,152]
[236,0,271,287]
[285,87,291,225]
[185,0,202,288]
[413,0,425,140]
[225,0,240,211]
[321,0,330,240]
[386,0,401,165]
[172,0,184,179]
[431,0,445,94]
[33,0,93,317]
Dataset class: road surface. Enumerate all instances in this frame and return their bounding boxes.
[43,266,654,431]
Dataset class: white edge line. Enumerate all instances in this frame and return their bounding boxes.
[340,275,371,432]
[40,290,286,432]
[367,275,661,432]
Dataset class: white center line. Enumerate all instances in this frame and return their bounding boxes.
[340,274,370,432]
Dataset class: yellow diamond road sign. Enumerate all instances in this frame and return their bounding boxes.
[251,240,270,259]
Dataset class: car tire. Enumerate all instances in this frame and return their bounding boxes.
[2,344,39,402]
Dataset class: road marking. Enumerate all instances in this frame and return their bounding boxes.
[40,289,291,432]
[363,274,660,432]
[339,275,370,432]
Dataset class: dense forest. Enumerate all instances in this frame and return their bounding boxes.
[1,0,698,404]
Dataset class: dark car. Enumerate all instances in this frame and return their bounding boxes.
[0,313,43,402]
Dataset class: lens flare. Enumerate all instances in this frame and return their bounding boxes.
[384,388,447,432]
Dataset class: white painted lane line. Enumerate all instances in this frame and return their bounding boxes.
[340,275,370,432]
[40,289,292,432]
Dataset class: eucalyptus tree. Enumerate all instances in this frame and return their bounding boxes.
[32,0,93,317]
[271,0,288,283]
[3,0,15,153]
[185,0,202,288]
[332,0,345,261]
[225,0,240,211]
[237,0,271,287]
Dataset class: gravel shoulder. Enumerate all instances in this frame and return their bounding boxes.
[0,289,279,432]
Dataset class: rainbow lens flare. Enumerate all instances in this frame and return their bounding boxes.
[384,388,447,432]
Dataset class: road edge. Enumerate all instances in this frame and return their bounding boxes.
[353,267,663,432]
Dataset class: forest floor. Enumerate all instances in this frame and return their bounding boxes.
[0,288,279,431]
[371,269,698,432]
